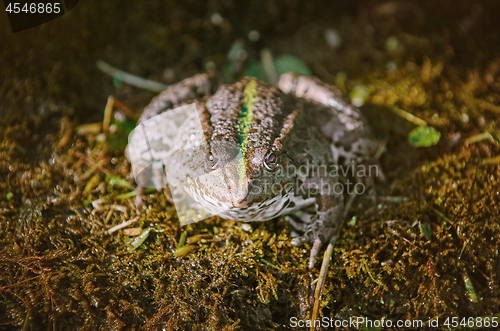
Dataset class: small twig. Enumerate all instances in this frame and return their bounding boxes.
[4,289,31,331]
[103,96,115,134]
[104,208,114,224]
[123,227,142,236]
[260,258,282,271]
[115,187,157,200]
[393,230,433,257]
[379,196,408,203]
[390,106,427,126]
[464,131,495,146]
[260,49,278,86]
[186,234,212,245]
[79,159,106,181]
[362,259,384,286]
[476,99,500,113]
[96,60,169,92]
[0,275,41,290]
[483,156,500,165]
[58,116,74,149]
[373,139,388,160]
[76,122,102,135]
[75,153,112,175]
[431,207,455,225]
[310,240,335,331]
[107,217,139,234]
[459,239,470,258]
[113,98,137,120]
[22,308,30,331]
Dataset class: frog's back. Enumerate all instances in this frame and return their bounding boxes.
[279,73,378,167]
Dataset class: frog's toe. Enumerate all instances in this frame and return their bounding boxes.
[308,238,322,269]
[290,230,314,246]
[290,236,306,246]
[134,186,145,207]
[290,231,323,269]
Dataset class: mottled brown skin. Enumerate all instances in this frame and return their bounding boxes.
[132,72,378,269]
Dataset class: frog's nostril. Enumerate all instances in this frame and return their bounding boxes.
[207,152,218,169]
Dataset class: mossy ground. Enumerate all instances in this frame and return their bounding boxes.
[1,1,500,330]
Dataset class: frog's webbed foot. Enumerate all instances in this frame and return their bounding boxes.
[290,203,343,269]
[130,163,169,207]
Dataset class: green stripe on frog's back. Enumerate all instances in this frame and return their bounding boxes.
[238,79,257,155]
[236,79,258,185]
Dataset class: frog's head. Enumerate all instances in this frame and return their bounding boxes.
[201,140,294,209]
[194,77,301,211]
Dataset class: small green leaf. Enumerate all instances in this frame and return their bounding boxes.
[273,54,312,76]
[174,244,197,258]
[115,190,138,200]
[385,36,399,52]
[115,188,156,200]
[6,192,13,201]
[83,196,92,207]
[106,117,137,151]
[177,231,188,248]
[420,222,432,240]
[84,174,101,193]
[128,228,151,252]
[462,271,478,303]
[408,126,441,147]
[243,61,267,81]
[106,174,133,188]
[349,85,370,107]
[113,117,136,135]
[244,54,312,82]
[112,77,123,88]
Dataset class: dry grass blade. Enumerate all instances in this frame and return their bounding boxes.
[96,60,168,92]
[103,95,115,134]
[107,217,140,234]
[310,240,335,331]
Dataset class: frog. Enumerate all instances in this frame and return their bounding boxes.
[129,71,380,269]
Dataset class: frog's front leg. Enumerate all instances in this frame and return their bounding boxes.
[139,71,218,121]
[291,176,344,269]
[131,72,219,206]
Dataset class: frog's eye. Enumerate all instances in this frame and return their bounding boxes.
[207,152,218,169]
[264,152,278,170]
